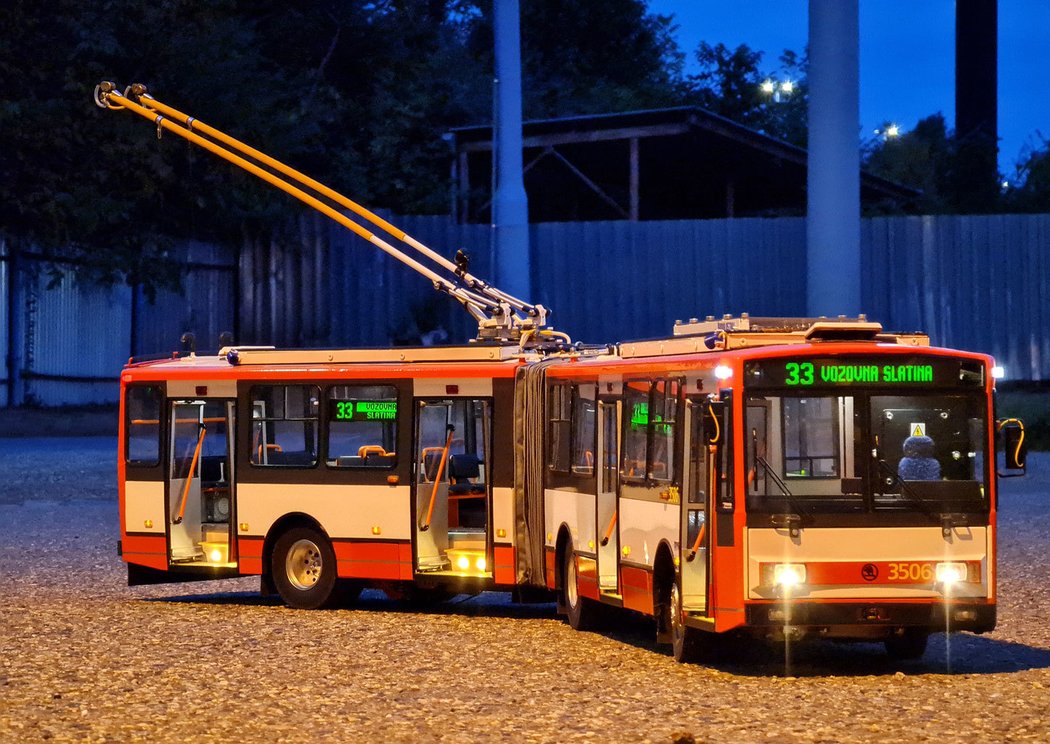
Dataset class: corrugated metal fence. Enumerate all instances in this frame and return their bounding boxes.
[3,213,1049,406]
[1,240,236,406]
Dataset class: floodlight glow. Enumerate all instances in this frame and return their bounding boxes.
[780,80,794,94]
[885,124,901,138]
[715,365,733,380]
[991,366,1005,380]
[760,79,775,94]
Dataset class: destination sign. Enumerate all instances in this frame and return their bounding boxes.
[744,356,983,389]
[331,400,398,421]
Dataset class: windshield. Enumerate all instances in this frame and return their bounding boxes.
[744,391,989,515]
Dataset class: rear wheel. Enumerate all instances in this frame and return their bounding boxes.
[272,526,340,610]
[563,544,599,630]
[885,628,929,660]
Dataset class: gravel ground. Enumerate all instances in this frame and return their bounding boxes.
[2,438,1049,743]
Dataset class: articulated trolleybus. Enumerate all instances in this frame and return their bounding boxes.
[101,83,1026,663]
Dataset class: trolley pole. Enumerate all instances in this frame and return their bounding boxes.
[492,0,531,303]
[806,0,861,316]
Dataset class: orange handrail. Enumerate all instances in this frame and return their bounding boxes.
[599,510,618,546]
[686,523,707,563]
[420,426,454,532]
[173,425,206,525]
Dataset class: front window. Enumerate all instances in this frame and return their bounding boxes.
[745,391,988,514]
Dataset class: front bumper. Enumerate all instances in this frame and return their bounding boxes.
[745,600,996,635]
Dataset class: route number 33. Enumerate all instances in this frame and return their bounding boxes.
[785,362,814,386]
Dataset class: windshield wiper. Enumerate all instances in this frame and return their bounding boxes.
[875,458,971,536]
[755,454,807,536]
[874,457,939,518]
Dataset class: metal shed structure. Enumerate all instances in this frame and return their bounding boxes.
[448,106,917,223]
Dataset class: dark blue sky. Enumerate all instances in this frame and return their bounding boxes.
[648,0,1048,175]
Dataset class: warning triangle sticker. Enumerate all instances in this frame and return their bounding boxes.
[911,423,926,437]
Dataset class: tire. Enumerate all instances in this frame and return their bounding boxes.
[669,579,707,663]
[562,543,599,631]
[271,526,340,610]
[885,628,929,660]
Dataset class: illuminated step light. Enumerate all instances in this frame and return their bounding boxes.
[446,548,487,573]
[200,541,228,563]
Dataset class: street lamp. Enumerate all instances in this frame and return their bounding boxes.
[873,123,902,140]
[760,78,794,103]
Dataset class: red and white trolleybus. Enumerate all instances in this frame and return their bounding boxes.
[101,83,1026,662]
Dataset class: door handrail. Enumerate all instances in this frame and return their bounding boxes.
[686,523,706,562]
[173,424,206,525]
[599,510,618,546]
[419,425,455,532]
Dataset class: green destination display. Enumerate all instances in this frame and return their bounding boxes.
[332,400,398,421]
[629,401,672,433]
[744,356,981,389]
[784,361,933,386]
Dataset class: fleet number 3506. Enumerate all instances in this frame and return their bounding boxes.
[887,562,935,582]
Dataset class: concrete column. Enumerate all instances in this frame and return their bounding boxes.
[807,0,860,316]
[492,0,531,301]
[955,0,999,212]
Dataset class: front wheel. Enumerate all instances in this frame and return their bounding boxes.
[272,526,340,610]
[669,579,707,663]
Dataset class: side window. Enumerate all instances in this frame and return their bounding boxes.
[570,384,597,475]
[548,383,571,472]
[621,381,649,479]
[126,385,162,466]
[650,379,679,482]
[250,385,320,467]
[620,379,680,483]
[327,385,399,468]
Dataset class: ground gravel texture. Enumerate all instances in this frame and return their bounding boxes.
[2,437,1050,743]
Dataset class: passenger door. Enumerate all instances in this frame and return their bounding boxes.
[167,399,235,564]
[596,400,619,592]
[412,398,492,577]
[680,399,710,612]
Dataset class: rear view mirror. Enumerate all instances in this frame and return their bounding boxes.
[997,419,1027,477]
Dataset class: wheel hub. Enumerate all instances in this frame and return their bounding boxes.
[286,538,323,590]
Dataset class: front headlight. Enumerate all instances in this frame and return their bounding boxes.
[935,562,967,586]
[772,563,807,587]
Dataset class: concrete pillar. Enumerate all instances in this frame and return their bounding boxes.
[807,0,861,316]
[492,0,531,301]
[955,0,999,212]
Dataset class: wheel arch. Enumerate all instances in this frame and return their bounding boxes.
[652,540,677,626]
[553,523,573,594]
